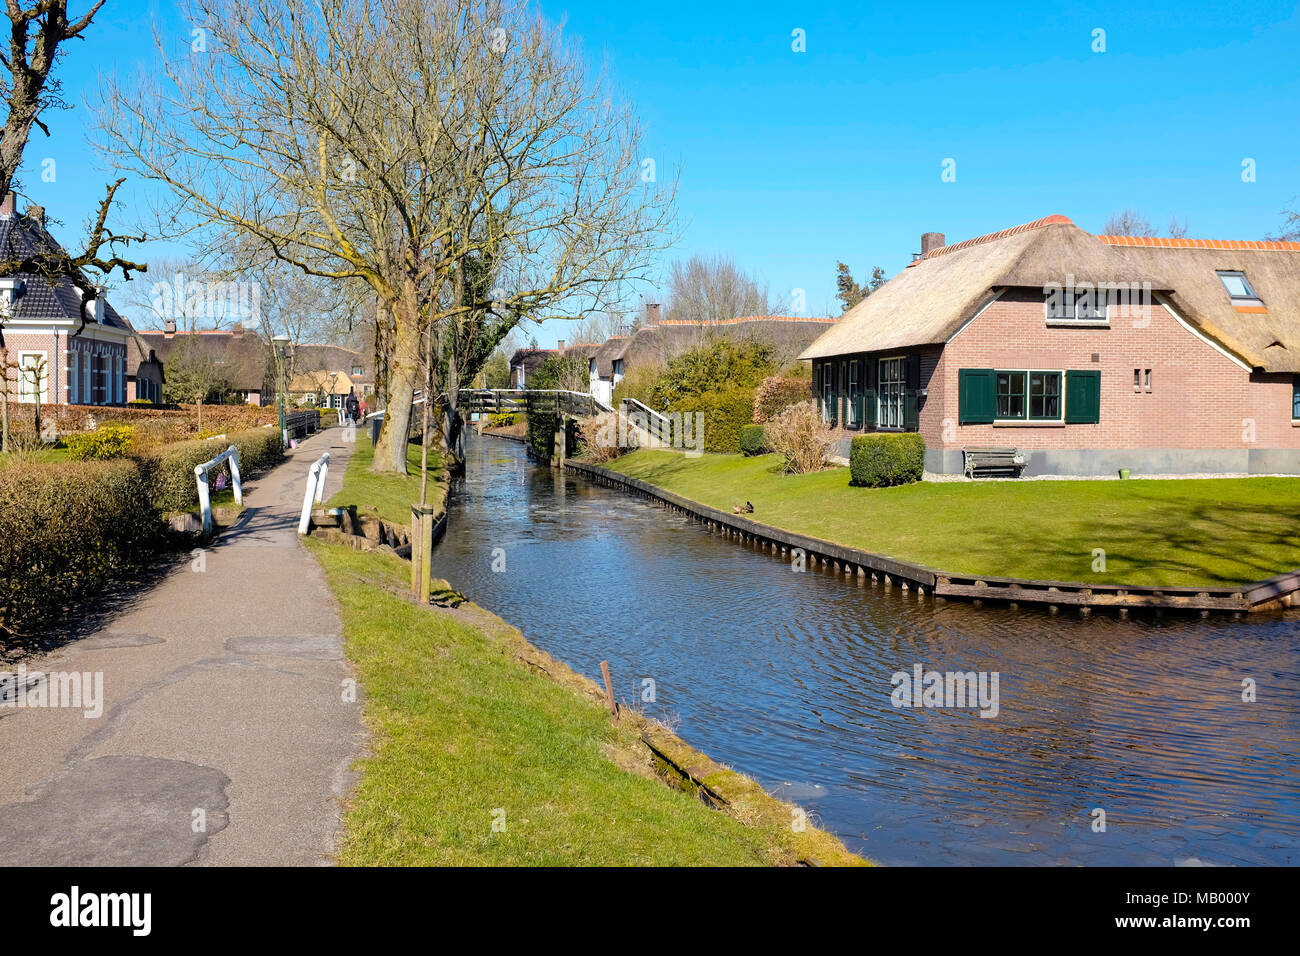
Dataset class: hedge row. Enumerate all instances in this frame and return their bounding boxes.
[140,427,284,513]
[849,433,925,487]
[0,460,160,637]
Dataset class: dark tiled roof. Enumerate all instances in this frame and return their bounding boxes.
[0,211,130,330]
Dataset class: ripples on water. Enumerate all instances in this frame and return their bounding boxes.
[427,434,1300,865]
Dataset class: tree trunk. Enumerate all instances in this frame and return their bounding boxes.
[371,300,421,473]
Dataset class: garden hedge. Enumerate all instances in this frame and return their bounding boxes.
[139,427,285,513]
[738,424,767,456]
[849,433,926,487]
[0,460,160,637]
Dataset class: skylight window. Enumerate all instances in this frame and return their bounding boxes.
[1217,271,1258,300]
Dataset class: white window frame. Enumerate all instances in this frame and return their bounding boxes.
[877,355,906,430]
[847,359,860,428]
[17,350,49,404]
[69,351,79,404]
[82,352,91,405]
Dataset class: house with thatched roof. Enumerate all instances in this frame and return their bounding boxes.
[509,341,599,388]
[587,312,836,405]
[800,214,1300,476]
[137,324,270,404]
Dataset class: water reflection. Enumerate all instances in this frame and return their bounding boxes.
[427,433,1300,865]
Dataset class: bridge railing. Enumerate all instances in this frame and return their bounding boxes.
[297,452,331,535]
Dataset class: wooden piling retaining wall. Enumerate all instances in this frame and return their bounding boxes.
[563,459,1300,618]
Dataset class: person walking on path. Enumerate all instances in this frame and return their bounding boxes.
[344,390,360,426]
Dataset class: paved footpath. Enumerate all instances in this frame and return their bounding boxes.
[0,428,364,865]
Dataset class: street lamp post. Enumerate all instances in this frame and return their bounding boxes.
[272,333,290,449]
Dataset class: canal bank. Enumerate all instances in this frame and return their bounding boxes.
[311,436,863,865]
[423,432,1300,865]
[563,458,1300,616]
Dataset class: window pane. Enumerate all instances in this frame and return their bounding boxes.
[1219,273,1252,297]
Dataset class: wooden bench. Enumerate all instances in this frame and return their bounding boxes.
[963,446,1026,478]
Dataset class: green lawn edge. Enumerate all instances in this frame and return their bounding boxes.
[308,539,867,866]
[598,450,1300,588]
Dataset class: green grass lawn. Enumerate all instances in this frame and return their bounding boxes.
[309,541,852,865]
[602,450,1300,587]
[327,438,445,524]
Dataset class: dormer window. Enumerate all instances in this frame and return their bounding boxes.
[1217,271,1259,301]
[0,277,24,314]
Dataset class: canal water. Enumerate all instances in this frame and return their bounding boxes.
[427,433,1300,865]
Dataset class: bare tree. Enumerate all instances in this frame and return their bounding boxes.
[1101,209,1157,237]
[1167,216,1190,239]
[1271,202,1299,241]
[664,253,774,323]
[0,0,147,452]
[94,0,674,473]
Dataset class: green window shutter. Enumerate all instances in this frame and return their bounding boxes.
[813,363,822,417]
[1065,370,1101,423]
[862,387,876,427]
[903,388,919,431]
[957,368,996,424]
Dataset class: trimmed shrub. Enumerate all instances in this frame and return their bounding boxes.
[753,376,813,424]
[127,398,154,406]
[488,412,518,428]
[766,402,834,474]
[64,425,135,460]
[671,385,757,454]
[849,433,925,487]
[139,427,285,513]
[0,460,160,636]
[738,424,767,456]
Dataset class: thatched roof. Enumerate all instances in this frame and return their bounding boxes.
[592,316,835,376]
[137,328,269,392]
[799,214,1300,372]
[1099,236,1300,372]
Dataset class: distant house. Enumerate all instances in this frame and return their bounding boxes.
[800,214,1300,476]
[126,331,164,403]
[0,193,136,406]
[508,341,599,388]
[137,323,269,404]
[290,343,375,399]
[588,307,836,406]
[289,369,353,409]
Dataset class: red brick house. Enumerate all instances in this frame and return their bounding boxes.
[800,214,1300,476]
[0,194,136,407]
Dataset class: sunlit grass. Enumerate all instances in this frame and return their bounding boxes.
[310,541,811,866]
[327,437,445,525]
[603,450,1300,587]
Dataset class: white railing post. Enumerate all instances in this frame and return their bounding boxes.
[298,452,331,535]
[193,444,241,537]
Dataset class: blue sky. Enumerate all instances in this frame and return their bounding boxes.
[18,0,1300,344]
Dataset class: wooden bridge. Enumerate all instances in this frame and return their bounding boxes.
[458,388,613,418]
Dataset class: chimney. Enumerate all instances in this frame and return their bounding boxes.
[645,302,661,325]
[556,339,565,354]
[26,204,44,227]
[164,317,177,336]
[920,232,945,257]
[0,192,13,218]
